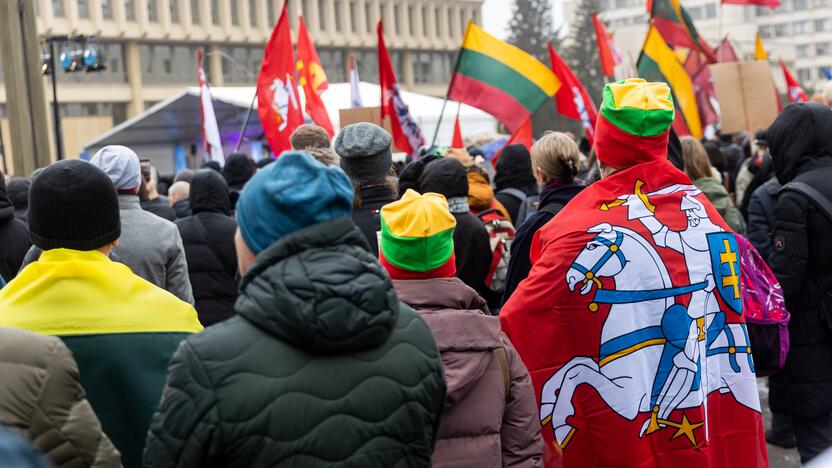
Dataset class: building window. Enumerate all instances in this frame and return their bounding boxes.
[77,0,89,18]
[349,1,357,32]
[318,0,327,30]
[318,48,346,82]
[409,6,416,35]
[231,0,239,25]
[816,19,830,32]
[472,9,481,25]
[125,0,136,20]
[759,25,772,38]
[794,20,809,34]
[797,68,811,82]
[422,6,428,35]
[268,0,277,25]
[793,0,808,9]
[140,43,208,84]
[102,0,113,19]
[816,42,830,56]
[356,49,378,82]
[148,0,158,21]
[796,44,810,57]
[191,0,200,24]
[211,0,220,24]
[221,46,263,84]
[688,6,702,19]
[51,0,64,16]
[435,7,442,36]
[705,4,717,17]
[365,1,372,32]
[249,0,258,27]
[334,0,342,31]
[774,23,788,36]
[447,7,454,36]
[170,0,180,23]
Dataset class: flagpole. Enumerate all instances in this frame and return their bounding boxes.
[235,91,257,152]
[430,96,450,148]
[718,3,724,62]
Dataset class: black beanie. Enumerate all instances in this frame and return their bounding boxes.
[418,157,469,199]
[29,160,121,251]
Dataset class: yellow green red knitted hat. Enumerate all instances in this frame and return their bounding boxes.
[595,79,675,168]
[379,189,457,280]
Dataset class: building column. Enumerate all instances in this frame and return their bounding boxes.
[124,40,144,117]
[402,50,415,89]
[208,43,224,86]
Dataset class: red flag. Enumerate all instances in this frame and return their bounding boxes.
[715,37,739,62]
[781,60,809,103]
[722,0,780,8]
[296,16,334,136]
[549,43,598,146]
[493,117,533,167]
[500,158,768,467]
[592,14,617,77]
[256,2,303,156]
[378,21,425,155]
[451,106,464,148]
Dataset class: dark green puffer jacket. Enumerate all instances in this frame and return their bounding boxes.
[143,218,447,467]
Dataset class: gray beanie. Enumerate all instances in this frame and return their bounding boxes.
[334,123,393,185]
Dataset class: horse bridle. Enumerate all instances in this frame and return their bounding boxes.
[570,232,627,289]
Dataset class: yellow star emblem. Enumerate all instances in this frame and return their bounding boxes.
[669,414,705,447]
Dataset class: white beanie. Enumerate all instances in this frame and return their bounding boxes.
[90,145,142,191]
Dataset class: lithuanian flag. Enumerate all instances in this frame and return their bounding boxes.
[650,0,716,63]
[637,25,702,138]
[447,21,560,132]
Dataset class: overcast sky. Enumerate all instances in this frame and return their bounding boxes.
[481,0,566,39]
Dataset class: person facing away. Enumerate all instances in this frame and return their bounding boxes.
[0,173,30,282]
[143,152,447,468]
[502,132,585,305]
[766,102,832,464]
[379,189,542,468]
[500,79,767,468]
[417,157,493,302]
[290,123,331,151]
[174,170,238,326]
[495,144,540,225]
[222,153,256,208]
[334,122,398,256]
[746,177,781,259]
[6,177,31,225]
[0,326,122,467]
[166,181,191,219]
[140,164,176,222]
[680,136,745,233]
[0,159,203,468]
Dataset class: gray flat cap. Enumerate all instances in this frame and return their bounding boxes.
[334,123,393,185]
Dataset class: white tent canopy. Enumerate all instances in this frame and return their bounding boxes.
[83,82,497,173]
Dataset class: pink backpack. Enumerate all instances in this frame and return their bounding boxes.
[736,234,790,376]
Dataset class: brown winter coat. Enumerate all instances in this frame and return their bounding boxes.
[0,327,121,467]
[393,278,543,468]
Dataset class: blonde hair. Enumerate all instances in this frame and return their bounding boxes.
[530,131,581,183]
[680,136,714,181]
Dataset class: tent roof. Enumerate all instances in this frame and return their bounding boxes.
[83,82,496,151]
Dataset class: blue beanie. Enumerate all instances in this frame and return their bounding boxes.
[236,152,354,254]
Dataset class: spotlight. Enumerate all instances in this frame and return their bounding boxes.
[41,53,52,75]
[59,48,84,72]
[83,45,106,72]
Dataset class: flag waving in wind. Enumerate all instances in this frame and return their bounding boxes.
[378,21,424,155]
[197,50,224,165]
[592,15,620,77]
[549,43,598,146]
[256,2,303,156]
[781,60,809,103]
[754,33,768,61]
[297,16,334,136]
[349,55,363,108]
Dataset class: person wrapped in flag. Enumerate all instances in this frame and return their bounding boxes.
[500,79,767,468]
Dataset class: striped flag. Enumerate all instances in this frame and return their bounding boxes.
[447,21,560,132]
[637,25,702,138]
[650,0,717,63]
[197,50,224,165]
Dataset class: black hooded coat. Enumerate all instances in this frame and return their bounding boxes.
[175,170,239,326]
[494,145,539,225]
[767,103,832,417]
[6,178,30,225]
[0,176,30,282]
[222,153,256,208]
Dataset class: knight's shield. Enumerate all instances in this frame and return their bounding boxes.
[707,232,743,314]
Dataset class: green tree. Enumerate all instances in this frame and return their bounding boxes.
[561,0,606,107]
[506,0,554,63]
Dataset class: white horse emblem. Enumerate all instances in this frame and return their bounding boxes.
[540,181,760,450]
[269,74,299,132]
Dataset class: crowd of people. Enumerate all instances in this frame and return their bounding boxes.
[0,78,829,467]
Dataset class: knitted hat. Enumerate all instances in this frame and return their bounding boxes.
[89,145,142,191]
[418,157,469,199]
[595,79,675,169]
[379,189,457,280]
[236,152,354,254]
[334,123,393,185]
[29,160,121,251]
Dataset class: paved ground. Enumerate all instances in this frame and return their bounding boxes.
[758,378,801,468]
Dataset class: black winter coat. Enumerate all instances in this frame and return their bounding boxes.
[141,196,176,221]
[352,185,397,257]
[452,211,493,301]
[767,103,832,417]
[502,179,584,305]
[746,178,780,259]
[172,200,191,219]
[175,170,238,326]
[494,145,539,225]
[143,218,446,468]
[0,177,30,282]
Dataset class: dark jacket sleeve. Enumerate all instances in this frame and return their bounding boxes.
[500,335,544,468]
[746,189,772,259]
[166,229,195,305]
[32,338,122,468]
[144,341,219,468]
[769,192,809,303]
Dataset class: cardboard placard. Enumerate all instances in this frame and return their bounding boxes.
[338,107,394,136]
[709,61,779,134]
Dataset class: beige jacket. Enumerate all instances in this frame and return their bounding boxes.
[0,327,121,467]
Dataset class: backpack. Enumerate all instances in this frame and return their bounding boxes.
[497,188,540,226]
[476,206,516,295]
[736,234,790,376]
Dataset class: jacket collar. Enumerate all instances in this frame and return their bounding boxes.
[118,193,141,210]
[392,277,489,315]
[39,248,111,264]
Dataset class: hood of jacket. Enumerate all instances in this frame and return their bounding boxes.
[6,178,29,211]
[768,103,832,184]
[0,175,13,222]
[190,169,231,215]
[467,171,494,212]
[495,144,537,193]
[418,157,469,199]
[236,217,401,354]
[222,153,257,189]
[393,277,502,407]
